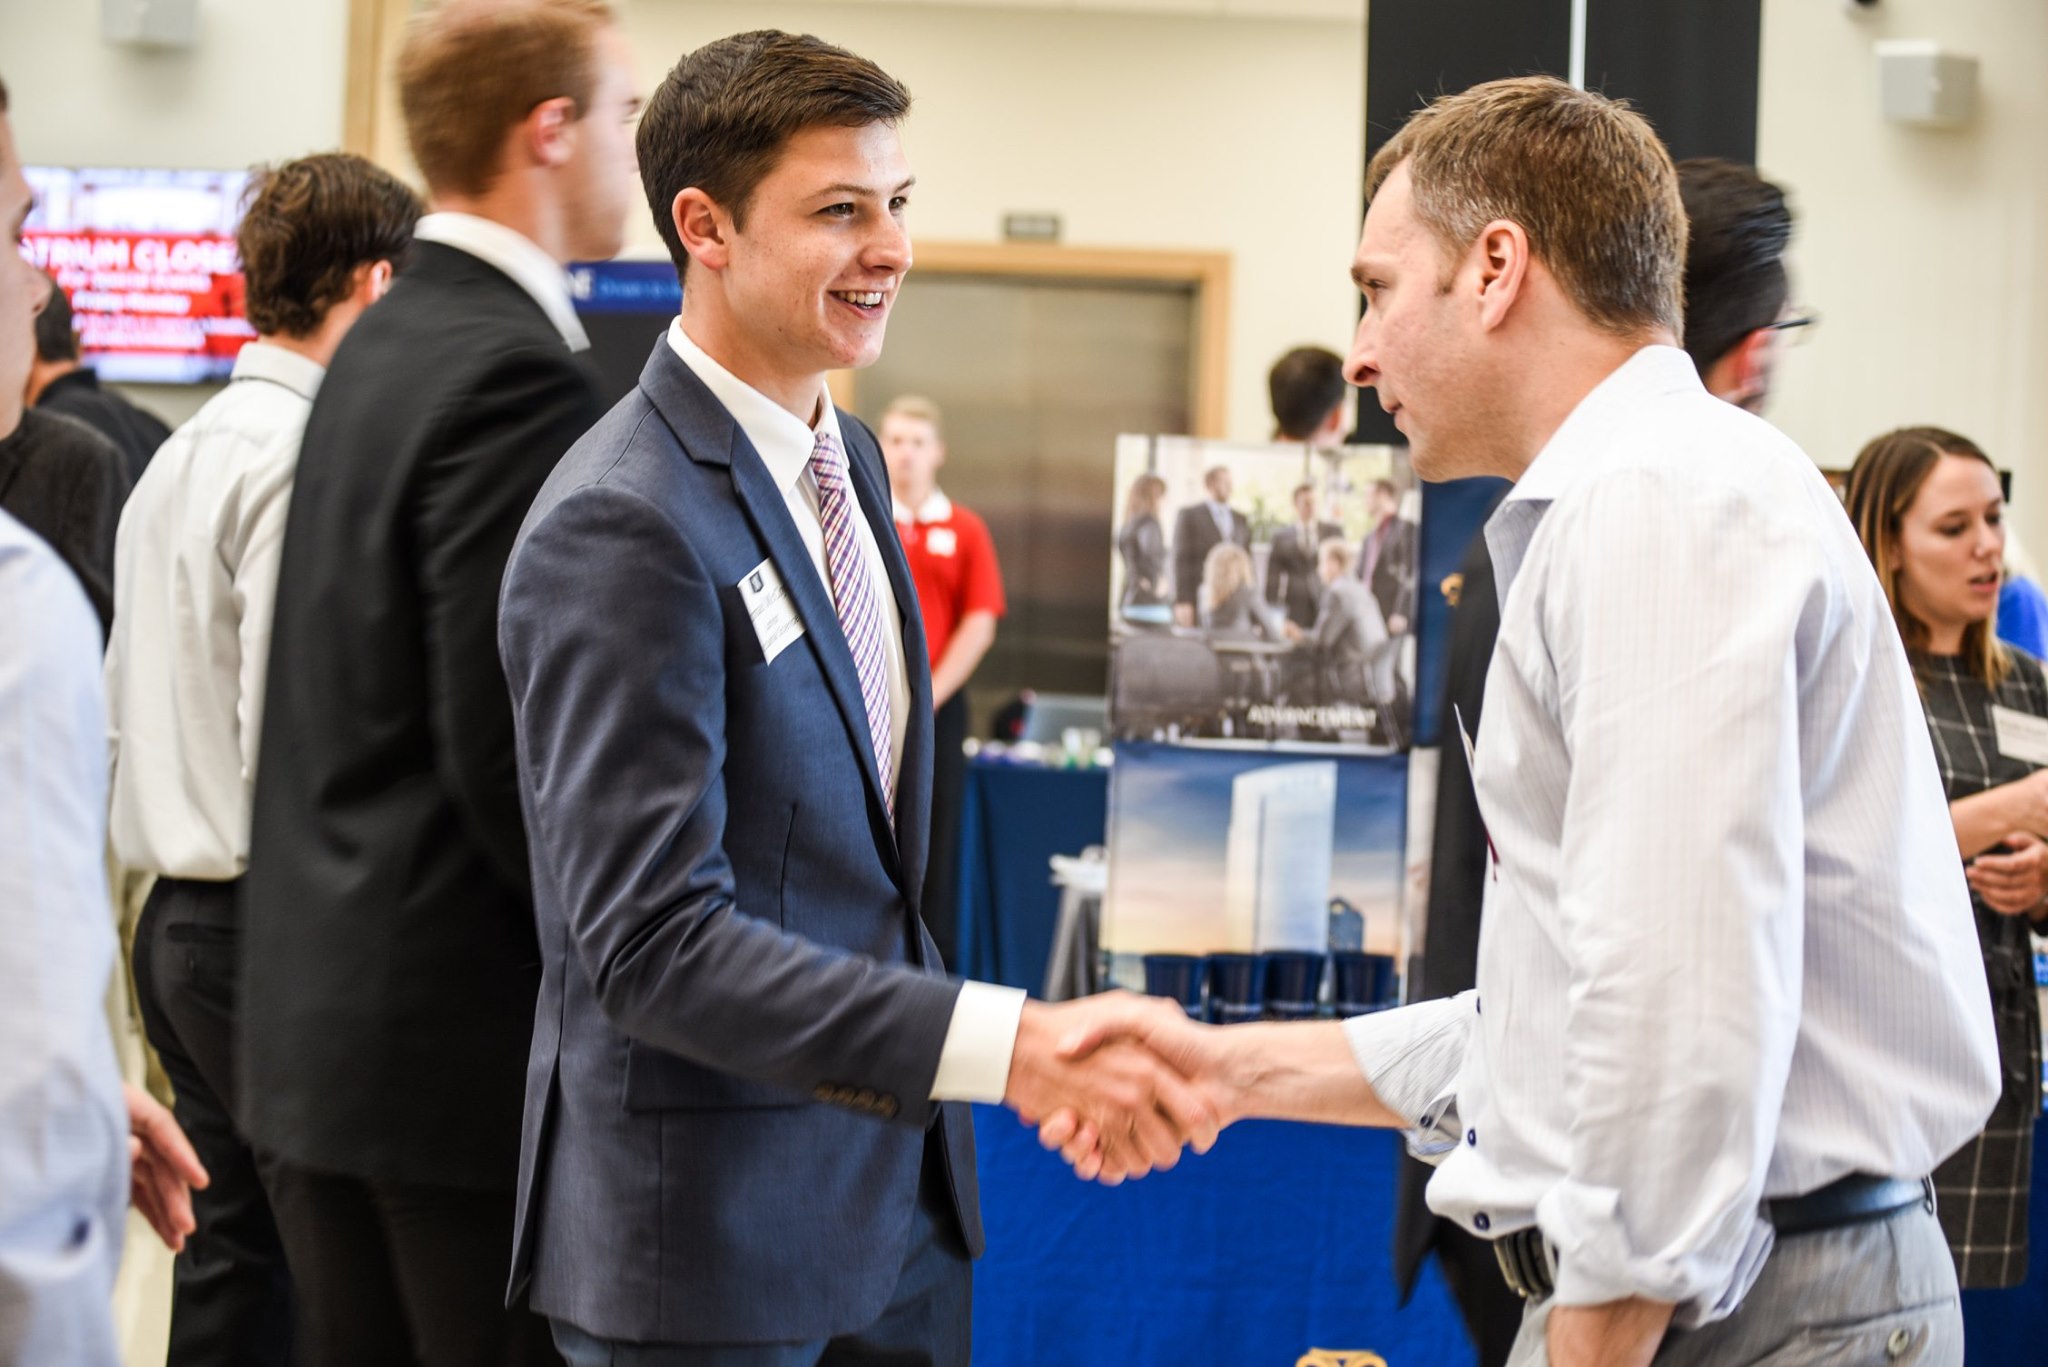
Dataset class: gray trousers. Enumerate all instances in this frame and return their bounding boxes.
[1507,1201,1961,1366]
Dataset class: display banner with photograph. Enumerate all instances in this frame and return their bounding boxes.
[1101,435,1426,978]
[1109,435,1418,751]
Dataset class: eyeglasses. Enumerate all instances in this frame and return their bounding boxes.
[1764,308,1820,345]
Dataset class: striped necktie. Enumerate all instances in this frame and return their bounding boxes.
[808,431,894,815]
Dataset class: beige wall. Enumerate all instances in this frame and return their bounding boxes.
[618,2,1367,445]
[0,0,353,425]
[1758,0,2048,554]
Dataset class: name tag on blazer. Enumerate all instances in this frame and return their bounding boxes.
[1992,704,2048,767]
[738,557,804,665]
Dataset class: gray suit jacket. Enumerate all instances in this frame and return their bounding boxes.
[498,340,981,1345]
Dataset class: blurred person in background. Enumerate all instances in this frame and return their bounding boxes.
[1266,480,1344,631]
[105,152,423,1367]
[1117,471,1169,613]
[1994,526,2048,661]
[237,3,637,1363]
[1200,541,1279,640]
[1173,463,1248,626]
[26,271,172,488]
[1267,343,1349,446]
[880,394,1005,970]
[1846,426,2048,1291]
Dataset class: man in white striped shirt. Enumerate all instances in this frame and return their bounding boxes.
[1047,77,1999,1367]
[104,153,420,1367]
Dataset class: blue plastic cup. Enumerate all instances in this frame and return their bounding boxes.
[1260,951,1327,1020]
[1204,953,1264,1025]
[1142,954,1206,1018]
[1332,950,1400,1017]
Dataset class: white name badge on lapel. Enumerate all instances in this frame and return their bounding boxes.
[737,557,804,665]
[926,526,958,557]
[1991,704,2048,766]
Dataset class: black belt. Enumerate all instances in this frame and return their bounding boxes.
[1492,1173,1934,1302]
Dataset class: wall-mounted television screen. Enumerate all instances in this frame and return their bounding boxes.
[19,166,253,384]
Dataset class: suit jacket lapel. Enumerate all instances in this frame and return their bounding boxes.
[635,342,906,881]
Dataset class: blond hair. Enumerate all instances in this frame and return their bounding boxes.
[882,394,942,437]
[1202,542,1253,611]
[1366,75,1685,342]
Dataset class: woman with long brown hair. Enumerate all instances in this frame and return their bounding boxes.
[1846,425,2048,1289]
[1117,472,1169,611]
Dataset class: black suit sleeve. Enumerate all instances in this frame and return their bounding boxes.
[1264,529,1287,606]
[58,437,122,635]
[412,346,599,896]
[1172,507,1201,608]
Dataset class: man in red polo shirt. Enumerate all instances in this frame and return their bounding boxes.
[879,395,1005,970]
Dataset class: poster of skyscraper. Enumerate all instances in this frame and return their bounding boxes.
[1099,743,1407,972]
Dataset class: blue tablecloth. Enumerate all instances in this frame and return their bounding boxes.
[956,759,1108,991]
[972,1107,2048,1366]
[971,1107,1473,1366]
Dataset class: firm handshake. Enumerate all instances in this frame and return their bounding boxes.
[1000,992,1400,1185]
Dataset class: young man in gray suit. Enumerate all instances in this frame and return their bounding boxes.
[498,30,1214,1367]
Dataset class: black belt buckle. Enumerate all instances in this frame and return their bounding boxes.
[1493,1226,1555,1301]
[1766,1174,1932,1238]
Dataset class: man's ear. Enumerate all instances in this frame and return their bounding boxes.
[358,259,395,306]
[1471,218,1531,332]
[673,187,732,273]
[522,96,579,171]
[1703,327,1774,407]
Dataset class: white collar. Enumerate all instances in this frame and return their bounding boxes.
[229,340,324,401]
[666,318,841,494]
[1505,344,1702,508]
[892,488,953,524]
[414,212,589,352]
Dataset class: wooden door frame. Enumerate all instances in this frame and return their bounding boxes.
[344,0,415,170]
[833,241,1231,437]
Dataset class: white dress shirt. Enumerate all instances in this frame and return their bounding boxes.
[105,342,323,879]
[1344,346,1999,1325]
[666,321,1025,1102]
[0,509,126,1365]
[413,212,588,352]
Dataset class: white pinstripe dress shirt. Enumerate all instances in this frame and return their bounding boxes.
[1345,346,2000,1326]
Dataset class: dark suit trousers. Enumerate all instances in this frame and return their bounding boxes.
[549,1131,971,1366]
[133,877,296,1367]
[920,692,970,971]
[257,1160,561,1367]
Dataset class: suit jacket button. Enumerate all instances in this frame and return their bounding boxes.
[813,1084,835,1103]
[877,1096,900,1120]
[856,1088,879,1110]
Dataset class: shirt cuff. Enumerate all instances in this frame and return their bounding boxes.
[1339,991,1474,1153]
[929,980,1027,1103]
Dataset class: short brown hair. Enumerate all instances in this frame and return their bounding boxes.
[639,31,911,278]
[398,0,616,197]
[238,154,423,338]
[1365,76,1685,341]
[1845,426,2009,686]
[1268,345,1345,440]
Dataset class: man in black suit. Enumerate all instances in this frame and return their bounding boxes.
[1356,476,1416,636]
[1265,481,1343,629]
[238,4,641,1364]
[26,272,172,488]
[0,403,125,633]
[1389,157,1800,1367]
[1171,463,1248,626]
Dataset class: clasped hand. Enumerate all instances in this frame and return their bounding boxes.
[1003,992,1247,1185]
